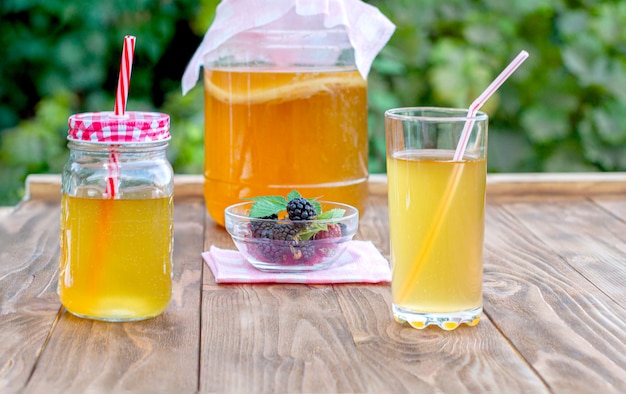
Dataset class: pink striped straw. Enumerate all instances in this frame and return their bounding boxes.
[453,50,529,161]
[108,35,136,198]
[114,35,136,116]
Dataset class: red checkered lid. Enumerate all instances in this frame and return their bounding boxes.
[68,111,170,143]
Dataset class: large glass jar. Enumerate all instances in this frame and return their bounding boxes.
[59,112,173,322]
[202,15,368,226]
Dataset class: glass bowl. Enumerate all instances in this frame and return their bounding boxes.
[224,201,359,272]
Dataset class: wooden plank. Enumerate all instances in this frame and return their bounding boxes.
[0,200,62,394]
[0,207,13,220]
[367,174,388,196]
[200,212,371,393]
[482,202,626,392]
[486,172,626,196]
[357,191,390,257]
[333,284,548,392]
[593,196,626,222]
[500,199,626,307]
[25,198,206,392]
[172,174,204,199]
[21,174,61,201]
[200,282,372,392]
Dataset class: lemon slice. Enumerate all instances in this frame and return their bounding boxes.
[204,71,366,105]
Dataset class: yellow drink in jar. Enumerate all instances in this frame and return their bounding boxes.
[59,195,173,321]
[203,68,368,226]
[387,150,485,322]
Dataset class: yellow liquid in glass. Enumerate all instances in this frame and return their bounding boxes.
[59,196,173,321]
[387,150,485,314]
[203,68,368,226]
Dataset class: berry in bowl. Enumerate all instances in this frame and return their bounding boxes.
[224,191,359,272]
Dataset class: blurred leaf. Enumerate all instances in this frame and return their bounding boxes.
[591,101,626,145]
[487,128,537,172]
[0,166,26,205]
[561,35,603,84]
[368,88,402,114]
[520,106,571,144]
[579,106,626,170]
[543,142,599,172]
[590,2,626,46]
[482,0,554,17]
[428,39,496,111]
[556,10,588,39]
[191,0,220,35]
[372,57,406,76]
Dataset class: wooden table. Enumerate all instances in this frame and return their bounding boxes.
[2,173,626,393]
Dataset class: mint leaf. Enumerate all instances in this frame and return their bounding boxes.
[309,199,322,215]
[245,195,287,204]
[245,195,288,218]
[298,223,327,241]
[249,200,286,218]
[297,209,345,240]
[287,190,301,201]
[316,209,345,220]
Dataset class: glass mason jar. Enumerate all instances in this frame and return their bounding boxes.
[202,14,369,226]
[59,111,173,322]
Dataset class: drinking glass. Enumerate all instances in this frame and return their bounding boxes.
[385,107,488,330]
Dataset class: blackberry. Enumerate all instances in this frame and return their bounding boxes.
[254,222,302,262]
[248,199,320,264]
[291,242,316,261]
[250,214,278,238]
[257,239,286,262]
[286,197,317,221]
[269,223,300,240]
[274,223,316,263]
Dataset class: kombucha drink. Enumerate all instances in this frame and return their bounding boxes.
[387,150,485,318]
[59,195,173,321]
[203,68,368,226]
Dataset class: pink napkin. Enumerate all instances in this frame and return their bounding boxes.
[202,240,390,284]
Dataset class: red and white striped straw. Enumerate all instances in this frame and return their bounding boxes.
[106,151,120,198]
[107,35,136,198]
[114,35,136,116]
[453,50,529,161]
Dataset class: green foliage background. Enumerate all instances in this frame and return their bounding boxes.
[1,0,625,205]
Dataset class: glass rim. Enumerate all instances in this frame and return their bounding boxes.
[384,107,488,122]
